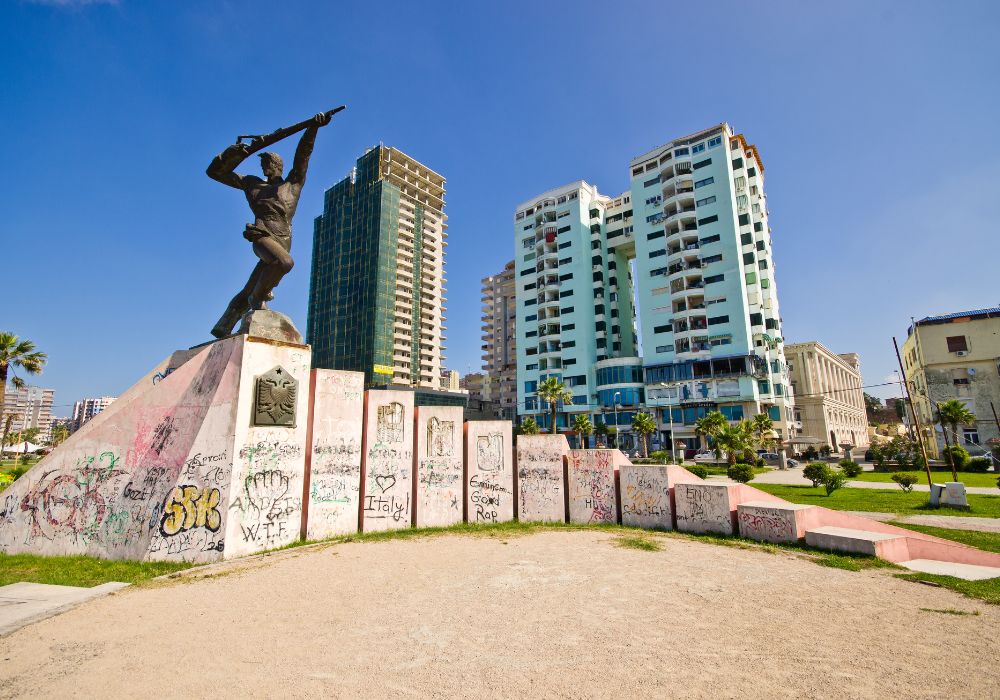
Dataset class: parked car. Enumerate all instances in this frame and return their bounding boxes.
[786,458,800,468]
[693,451,721,463]
[758,452,781,463]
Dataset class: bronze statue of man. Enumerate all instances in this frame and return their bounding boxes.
[206,107,344,338]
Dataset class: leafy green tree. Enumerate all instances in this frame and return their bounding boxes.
[572,414,593,449]
[50,424,70,446]
[519,417,540,435]
[694,410,727,456]
[803,462,830,488]
[537,377,572,435]
[0,332,47,448]
[936,400,976,481]
[823,470,847,495]
[631,411,657,458]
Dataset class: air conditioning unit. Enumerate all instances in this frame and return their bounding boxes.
[956,350,969,357]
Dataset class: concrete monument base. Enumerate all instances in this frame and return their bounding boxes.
[0,331,311,563]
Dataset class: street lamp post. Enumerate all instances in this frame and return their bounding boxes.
[659,382,676,464]
[613,392,621,450]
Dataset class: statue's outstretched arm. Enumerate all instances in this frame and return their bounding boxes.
[287,126,319,186]
[206,143,251,189]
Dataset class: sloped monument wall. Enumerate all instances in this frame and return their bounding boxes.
[304,369,364,540]
[413,406,465,527]
[0,335,311,563]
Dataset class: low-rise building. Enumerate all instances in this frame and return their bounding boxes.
[786,341,870,450]
[900,307,1000,456]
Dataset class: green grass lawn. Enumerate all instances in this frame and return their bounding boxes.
[751,483,1000,518]
[852,470,999,489]
[0,553,193,587]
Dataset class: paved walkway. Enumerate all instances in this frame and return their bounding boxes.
[842,511,1000,533]
[0,582,129,637]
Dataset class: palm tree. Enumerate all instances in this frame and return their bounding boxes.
[631,411,657,458]
[694,410,727,457]
[715,420,754,466]
[572,414,593,449]
[937,399,976,481]
[749,412,774,451]
[594,421,610,447]
[0,332,47,449]
[519,417,540,435]
[537,377,573,435]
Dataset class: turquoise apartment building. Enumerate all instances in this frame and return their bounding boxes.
[514,124,795,453]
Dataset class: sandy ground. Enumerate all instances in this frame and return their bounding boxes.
[1,530,997,699]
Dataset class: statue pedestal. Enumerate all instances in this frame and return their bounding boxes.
[237,309,304,344]
[0,331,312,564]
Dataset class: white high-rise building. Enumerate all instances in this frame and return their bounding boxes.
[481,260,517,419]
[2,385,55,443]
[72,396,116,431]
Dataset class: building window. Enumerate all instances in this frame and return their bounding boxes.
[758,259,768,270]
[559,289,573,298]
[647,230,665,241]
[743,252,756,265]
[695,177,714,188]
[643,176,660,187]
[697,214,718,226]
[655,345,672,353]
[558,257,572,265]
[526,314,537,321]
[946,336,968,352]
[561,306,574,314]
[563,340,576,348]
[559,273,573,281]
[708,315,729,325]
[558,240,571,250]
[732,158,744,169]
[561,323,575,331]
[699,234,720,245]
[696,195,716,207]
[720,405,744,420]
[741,232,753,245]
[702,254,722,264]
[691,143,705,154]
[649,249,666,258]
[693,158,712,169]
[524,381,537,393]
[754,222,763,232]
[748,167,757,177]
[705,274,724,284]
[963,428,980,445]
[526,363,538,370]
[738,214,750,226]
[653,324,671,334]
[707,136,722,148]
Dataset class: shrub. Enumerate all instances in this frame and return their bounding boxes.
[966,457,991,473]
[942,445,970,471]
[996,475,1000,490]
[7,465,29,481]
[823,470,847,495]
[687,465,709,480]
[803,462,830,488]
[838,460,862,478]
[650,450,670,464]
[891,472,918,492]
[727,462,755,484]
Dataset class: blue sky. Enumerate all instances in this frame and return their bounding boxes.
[3,0,998,415]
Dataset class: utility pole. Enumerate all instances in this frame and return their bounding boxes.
[893,337,933,489]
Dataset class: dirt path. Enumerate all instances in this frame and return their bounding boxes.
[1,531,996,698]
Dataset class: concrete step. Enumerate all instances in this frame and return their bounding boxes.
[898,559,1000,581]
[736,501,821,544]
[804,526,910,562]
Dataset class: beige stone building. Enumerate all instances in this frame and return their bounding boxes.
[481,260,517,419]
[900,307,1000,457]
[786,341,870,450]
